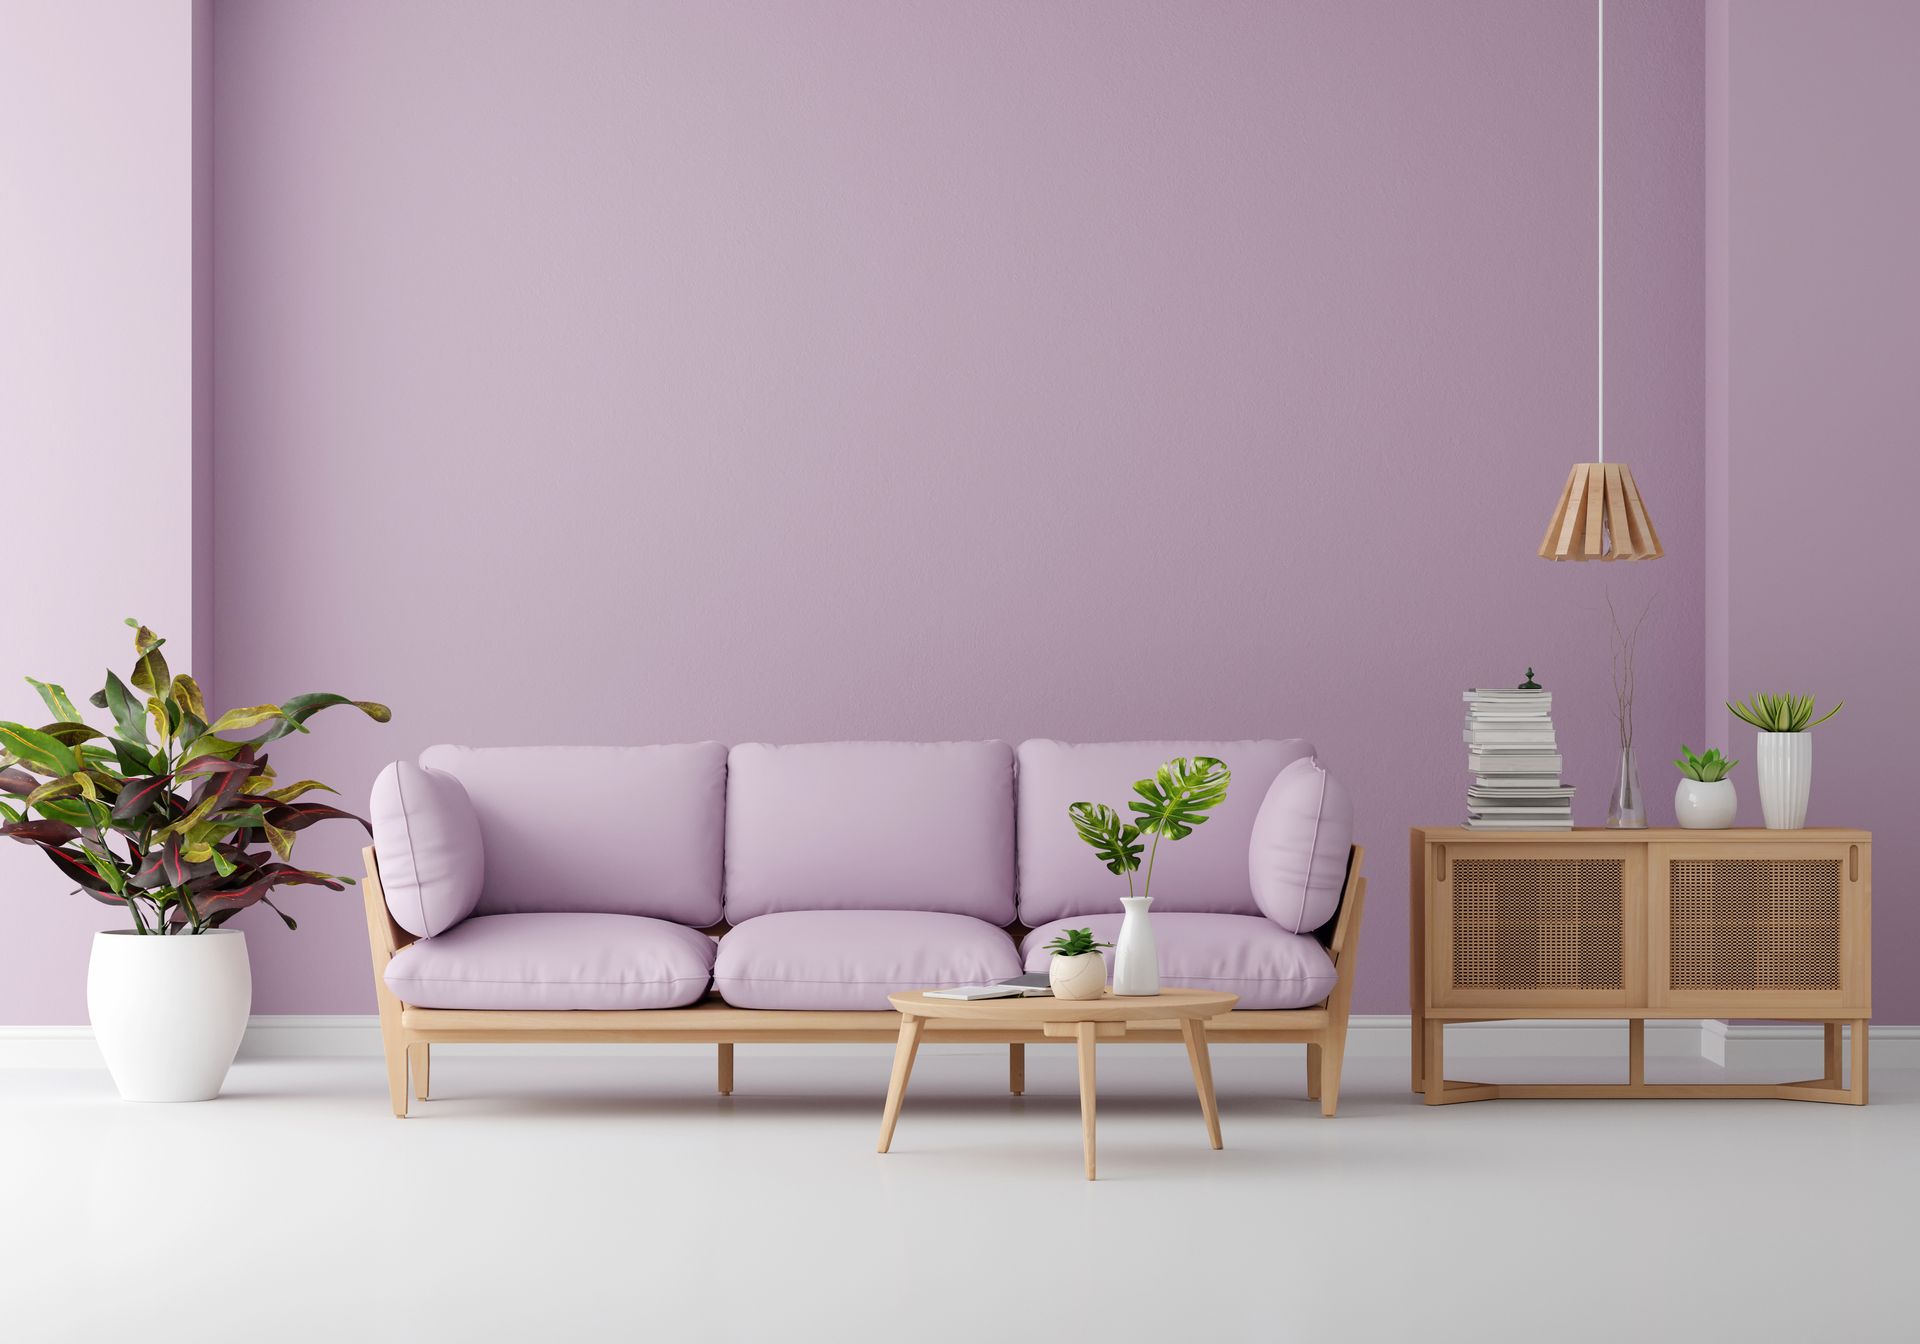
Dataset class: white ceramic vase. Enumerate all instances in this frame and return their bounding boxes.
[1111,895,1159,996]
[1674,778,1737,829]
[1049,951,1107,1001]
[88,929,251,1102]
[1755,732,1812,830]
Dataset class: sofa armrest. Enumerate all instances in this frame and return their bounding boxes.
[370,761,484,937]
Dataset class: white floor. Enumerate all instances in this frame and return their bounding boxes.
[3,1044,1914,1343]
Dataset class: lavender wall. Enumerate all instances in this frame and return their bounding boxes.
[1711,0,1920,1020]
[208,0,1704,1016]
[0,0,209,1025]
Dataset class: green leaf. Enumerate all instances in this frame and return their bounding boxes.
[1127,756,1232,841]
[203,704,289,736]
[1067,802,1144,875]
[38,721,105,746]
[25,678,82,726]
[0,722,79,777]
[168,674,208,723]
[252,693,392,743]
[101,670,149,746]
[128,626,170,698]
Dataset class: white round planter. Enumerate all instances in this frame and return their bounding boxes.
[88,929,251,1102]
[1755,732,1812,830]
[1049,951,1107,1001]
[1674,778,1737,829]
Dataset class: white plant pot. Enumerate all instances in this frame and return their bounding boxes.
[1755,732,1812,830]
[88,929,251,1102]
[1673,778,1737,829]
[1112,895,1160,996]
[1049,951,1107,1001]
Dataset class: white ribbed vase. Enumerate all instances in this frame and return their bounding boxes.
[1112,895,1160,996]
[1755,732,1812,830]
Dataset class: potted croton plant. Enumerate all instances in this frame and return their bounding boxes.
[0,621,388,1101]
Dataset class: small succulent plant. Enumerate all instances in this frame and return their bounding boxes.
[1674,745,1737,783]
[1727,693,1842,733]
[1042,928,1112,958]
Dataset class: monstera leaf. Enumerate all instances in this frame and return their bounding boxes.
[1067,802,1144,875]
[1127,756,1231,841]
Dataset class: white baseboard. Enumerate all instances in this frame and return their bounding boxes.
[5,1014,1915,1070]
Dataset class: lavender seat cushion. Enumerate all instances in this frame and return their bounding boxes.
[1249,758,1355,934]
[724,741,1015,923]
[714,910,1021,1010]
[1015,739,1315,925]
[420,744,726,925]
[371,761,484,938]
[384,912,716,1010]
[1020,913,1336,1010]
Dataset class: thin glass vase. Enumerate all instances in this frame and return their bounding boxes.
[1606,746,1647,828]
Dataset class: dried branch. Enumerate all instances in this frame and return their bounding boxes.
[1604,586,1653,749]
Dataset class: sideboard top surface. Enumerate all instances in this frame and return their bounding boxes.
[1412,826,1870,844]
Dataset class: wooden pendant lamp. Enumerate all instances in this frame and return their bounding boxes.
[1538,0,1663,562]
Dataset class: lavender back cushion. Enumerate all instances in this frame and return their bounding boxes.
[724,741,1015,923]
[420,743,726,925]
[1248,757,1354,934]
[1015,739,1315,925]
[371,761,483,938]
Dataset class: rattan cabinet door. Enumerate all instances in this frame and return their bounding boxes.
[1648,842,1869,1014]
[1430,843,1645,1010]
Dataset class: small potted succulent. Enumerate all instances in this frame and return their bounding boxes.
[1672,746,1738,830]
[1041,927,1113,1000]
[1727,693,1842,829]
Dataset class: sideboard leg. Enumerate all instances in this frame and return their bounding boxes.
[1422,1020,1444,1105]
[1849,1020,1870,1104]
[1627,1020,1645,1088]
[1824,1023,1843,1085]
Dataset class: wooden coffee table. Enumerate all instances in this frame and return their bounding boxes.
[878,987,1239,1179]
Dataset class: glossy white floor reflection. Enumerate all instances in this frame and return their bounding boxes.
[3,1045,1914,1343]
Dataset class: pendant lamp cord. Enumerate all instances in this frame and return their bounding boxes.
[1597,0,1605,464]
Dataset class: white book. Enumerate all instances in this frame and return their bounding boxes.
[924,985,1024,1001]
[1464,817,1575,829]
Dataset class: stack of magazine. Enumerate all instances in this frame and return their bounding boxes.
[1463,687,1573,828]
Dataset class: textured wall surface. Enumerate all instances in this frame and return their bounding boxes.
[208,0,1704,1015]
[0,0,208,1024]
[1711,0,1920,1019]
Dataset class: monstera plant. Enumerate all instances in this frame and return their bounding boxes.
[0,620,390,935]
[1067,756,1232,900]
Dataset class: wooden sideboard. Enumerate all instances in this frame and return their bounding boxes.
[1410,827,1870,1104]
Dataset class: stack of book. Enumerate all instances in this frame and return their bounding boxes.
[1463,687,1573,829]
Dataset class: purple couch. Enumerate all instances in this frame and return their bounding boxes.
[362,739,1365,1118]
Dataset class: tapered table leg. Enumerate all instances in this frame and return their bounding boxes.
[877,1014,926,1153]
[1180,1019,1224,1150]
[1075,1021,1098,1180]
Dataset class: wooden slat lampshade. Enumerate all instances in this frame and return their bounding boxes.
[1537,462,1663,561]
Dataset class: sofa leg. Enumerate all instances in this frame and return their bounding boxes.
[381,1028,409,1119]
[409,1043,431,1101]
[1306,1043,1322,1100]
[1318,1032,1347,1118]
[1009,1043,1024,1096]
[717,1043,734,1096]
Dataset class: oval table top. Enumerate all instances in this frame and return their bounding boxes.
[889,987,1238,1023]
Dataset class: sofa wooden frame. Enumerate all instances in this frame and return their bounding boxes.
[360,844,1367,1119]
